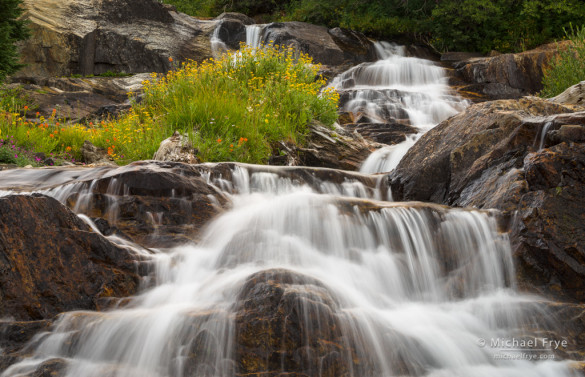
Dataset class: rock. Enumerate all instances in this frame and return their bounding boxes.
[61,161,228,247]
[0,194,144,320]
[440,51,484,62]
[0,161,229,248]
[389,96,585,300]
[234,269,376,376]
[344,122,418,145]
[80,140,114,165]
[550,80,585,106]
[262,22,376,67]
[7,74,149,121]
[153,131,200,164]
[290,121,384,171]
[16,0,214,78]
[513,142,585,300]
[389,97,583,207]
[215,12,255,25]
[452,42,570,99]
[213,19,248,50]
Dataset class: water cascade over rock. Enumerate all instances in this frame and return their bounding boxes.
[330,42,469,173]
[0,163,577,377]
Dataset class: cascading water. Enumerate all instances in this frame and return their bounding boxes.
[0,164,576,377]
[245,25,263,49]
[329,42,469,173]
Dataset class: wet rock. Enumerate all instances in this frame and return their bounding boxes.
[452,42,569,99]
[153,131,200,164]
[213,19,248,50]
[344,122,418,145]
[80,140,114,165]
[389,96,585,300]
[234,269,374,377]
[0,194,144,320]
[290,122,384,171]
[62,162,228,247]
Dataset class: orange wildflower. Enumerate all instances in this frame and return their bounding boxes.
[217,138,222,143]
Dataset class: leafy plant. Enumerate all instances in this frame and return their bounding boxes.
[540,23,585,97]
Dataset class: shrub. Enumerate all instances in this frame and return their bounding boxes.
[540,24,585,98]
[0,0,29,82]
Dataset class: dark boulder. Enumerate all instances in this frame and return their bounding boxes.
[262,22,376,67]
[234,269,375,376]
[0,194,144,321]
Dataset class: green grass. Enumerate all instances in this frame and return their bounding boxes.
[0,44,339,165]
[540,24,585,98]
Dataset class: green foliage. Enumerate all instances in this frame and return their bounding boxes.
[0,85,29,111]
[165,0,585,54]
[0,0,29,82]
[0,45,338,165]
[540,24,585,98]
[131,44,339,163]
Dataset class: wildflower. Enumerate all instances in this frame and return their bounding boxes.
[217,138,222,143]
[230,144,234,148]
[49,134,54,138]
[36,112,40,117]
[168,57,173,62]
[24,106,28,110]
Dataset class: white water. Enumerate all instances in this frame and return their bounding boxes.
[245,25,263,49]
[329,42,469,174]
[210,20,228,58]
[1,165,574,377]
[539,121,553,150]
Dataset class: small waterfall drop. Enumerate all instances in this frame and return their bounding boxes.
[210,20,228,58]
[329,42,469,173]
[245,25,263,49]
[0,164,575,377]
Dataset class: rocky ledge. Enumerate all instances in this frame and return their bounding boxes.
[0,194,146,321]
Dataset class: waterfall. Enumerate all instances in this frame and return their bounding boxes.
[0,165,574,377]
[245,25,263,49]
[329,41,469,173]
[210,20,228,58]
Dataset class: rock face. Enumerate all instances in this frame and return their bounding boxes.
[80,140,115,164]
[7,74,148,121]
[263,22,377,67]
[234,269,376,377]
[214,19,377,69]
[281,121,384,171]
[452,42,569,99]
[389,96,585,300]
[17,0,214,78]
[0,161,229,248]
[0,194,143,321]
[153,131,199,164]
[61,161,228,247]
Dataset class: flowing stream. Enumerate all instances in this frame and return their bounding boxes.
[0,163,576,377]
[0,32,577,377]
[329,42,469,173]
